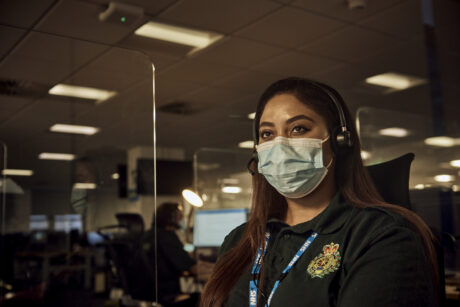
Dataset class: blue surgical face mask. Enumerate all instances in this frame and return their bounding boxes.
[256,136,332,199]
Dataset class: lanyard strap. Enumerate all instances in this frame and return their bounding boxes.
[249,232,318,307]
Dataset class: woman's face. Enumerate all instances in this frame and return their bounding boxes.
[258,93,333,163]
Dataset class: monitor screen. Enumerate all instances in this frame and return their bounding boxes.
[193,208,248,247]
[54,214,83,233]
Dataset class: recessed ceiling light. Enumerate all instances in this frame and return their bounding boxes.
[73,183,97,190]
[434,174,455,182]
[111,173,120,180]
[379,127,409,138]
[414,184,425,190]
[239,140,254,149]
[365,72,426,91]
[222,186,242,194]
[450,160,460,168]
[360,150,371,160]
[135,21,223,55]
[2,169,34,176]
[39,152,76,161]
[424,136,456,147]
[50,124,100,136]
[248,112,256,119]
[49,84,116,103]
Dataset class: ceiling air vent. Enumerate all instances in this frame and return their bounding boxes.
[0,78,49,98]
[159,101,204,115]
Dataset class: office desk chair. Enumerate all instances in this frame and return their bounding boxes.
[366,153,446,306]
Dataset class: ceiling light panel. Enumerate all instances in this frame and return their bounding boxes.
[424,136,456,147]
[50,124,100,135]
[238,140,254,149]
[365,72,426,91]
[38,152,76,161]
[378,127,409,138]
[2,169,34,176]
[135,21,223,54]
[48,84,117,103]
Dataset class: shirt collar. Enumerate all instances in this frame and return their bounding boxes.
[267,192,354,235]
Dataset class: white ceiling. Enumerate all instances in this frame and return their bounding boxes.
[0,0,459,188]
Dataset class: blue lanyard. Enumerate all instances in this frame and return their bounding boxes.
[249,231,318,307]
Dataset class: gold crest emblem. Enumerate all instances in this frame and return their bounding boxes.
[307,242,341,278]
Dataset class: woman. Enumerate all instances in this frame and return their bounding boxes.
[200,77,438,306]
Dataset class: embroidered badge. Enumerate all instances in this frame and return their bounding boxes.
[307,242,341,278]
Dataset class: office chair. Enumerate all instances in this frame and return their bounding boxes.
[99,213,159,306]
[366,153,446,306]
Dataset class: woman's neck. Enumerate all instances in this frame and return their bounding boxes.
[283,176,337,226]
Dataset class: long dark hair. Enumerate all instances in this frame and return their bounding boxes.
[200,77,438,306]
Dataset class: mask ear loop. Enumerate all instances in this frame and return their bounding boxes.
[323,135,334,169]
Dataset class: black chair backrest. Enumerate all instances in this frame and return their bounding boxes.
[115,213,145,239]
[366,153,414,210]
[366,153,446,305]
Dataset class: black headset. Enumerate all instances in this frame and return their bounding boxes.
[247,80,353,176]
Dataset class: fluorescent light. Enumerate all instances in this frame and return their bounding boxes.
[360,150,371,160]
[379,127,409,138]
[414,184,425,190]
[434,174,455,182]
[182,189,203,207]
[73,183,97,190]
[222,186,242,194]
[450,160,460,168]
[39,152,75,161]
[50,124,99,136]
[248,112,256,119]
[365,72,426,91]
[239,140,254,149]
[424,136,455,147]
[49,84,116,103]
[2,169,34,176]
[135,21,223,54]
[111,173,120,180]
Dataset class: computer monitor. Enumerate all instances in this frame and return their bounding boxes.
[193,208,248,248]
[54,214,83,233]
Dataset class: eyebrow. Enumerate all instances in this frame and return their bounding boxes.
[259,115,315,129]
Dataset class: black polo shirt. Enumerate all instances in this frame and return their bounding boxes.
[219,194,435,306]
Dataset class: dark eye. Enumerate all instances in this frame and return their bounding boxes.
[292,126,308,135]
[260,130,273,139]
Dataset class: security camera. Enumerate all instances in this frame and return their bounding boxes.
[99,2,144,26]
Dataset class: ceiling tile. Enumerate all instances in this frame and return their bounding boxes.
[355,38,428,77]
[358,0,423,39]
[195,37,285,69]
[309,62,375,90]
[65,47,153,91]
[251,51,341,77]
[89,0,179,16]
[157,56,240,86]
[236,6,346,48]
[36,0,146,44]
[211,70,282,96]
[0,0,55,28]
[157,0,280,34]
[0,32,109,84]
[290,0,405,23]
[301,26,401,62]
[0,25,26,59]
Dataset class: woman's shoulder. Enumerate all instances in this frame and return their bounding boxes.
[218,222,248,256]
[348,203,420,242]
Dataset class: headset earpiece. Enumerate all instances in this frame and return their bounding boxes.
[331,127,353,154]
